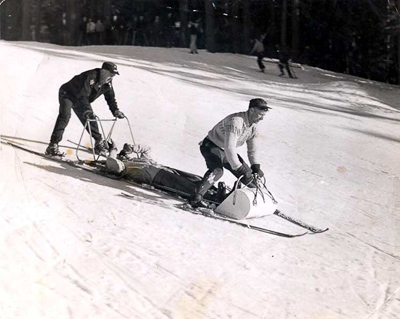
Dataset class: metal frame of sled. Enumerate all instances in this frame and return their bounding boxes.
[75,115,136,162]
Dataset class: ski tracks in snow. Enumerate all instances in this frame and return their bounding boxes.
[363,286,400,319]
[11,146,29,202]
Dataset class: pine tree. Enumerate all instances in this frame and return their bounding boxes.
[205,0,215,52]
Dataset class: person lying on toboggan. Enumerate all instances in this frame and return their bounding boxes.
[104,141,227,205]
[103,140,277,220]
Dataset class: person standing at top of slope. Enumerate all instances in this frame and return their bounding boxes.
[190,98,271,208]
[250,34,266,73]
[45,62,125,156]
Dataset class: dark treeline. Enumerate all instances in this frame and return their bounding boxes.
[1,0,400,84]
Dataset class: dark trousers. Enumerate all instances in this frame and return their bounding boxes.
[200,138,252,180]
[196,138,256,195]
[152,169,199,198]
[257,53,265,71]
[279,62,293,78]
[50,89,102,144]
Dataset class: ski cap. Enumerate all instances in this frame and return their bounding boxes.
[102,62,119,75]
[249,98,271,111]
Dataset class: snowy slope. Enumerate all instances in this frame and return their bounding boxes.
[1,41,400,319]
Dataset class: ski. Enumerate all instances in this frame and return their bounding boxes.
[67,139,93,152]
[177,204,309,237]
[2,139,104,173]
[120,192,309,238]
[273,209,329,234]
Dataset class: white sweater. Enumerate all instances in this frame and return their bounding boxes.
[207,111,260,170]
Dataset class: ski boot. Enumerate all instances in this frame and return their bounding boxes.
[45,143,64,157]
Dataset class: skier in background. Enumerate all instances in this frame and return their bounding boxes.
[45,62,125,157]
[189,21,199,54]
[278,45,295,78]
[163,12,175,47]
[86,18,96,45]
[78,16,88,46]
[190,98,270,208]
[250,34,266,72]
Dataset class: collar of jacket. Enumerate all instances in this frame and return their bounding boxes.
[98,69,113,86]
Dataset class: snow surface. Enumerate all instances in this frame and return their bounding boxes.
[1,41,400,319]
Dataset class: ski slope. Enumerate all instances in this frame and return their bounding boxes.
[1,41,400,319]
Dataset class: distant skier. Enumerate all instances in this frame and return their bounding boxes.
[189,21,199,54]
[250,34,266,72]
[190,98,271,208]
[45,62,125,156]
[278,45,295,78]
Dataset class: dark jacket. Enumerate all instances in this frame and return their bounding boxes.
[60,68,119,114]
[279,48,291,64]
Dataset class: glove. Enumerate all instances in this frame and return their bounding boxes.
[235,165,253,185]
[83,110,96,119]
[113,110,125,119]
[251,164,264,178]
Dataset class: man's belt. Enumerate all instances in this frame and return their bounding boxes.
[201,137,223,150]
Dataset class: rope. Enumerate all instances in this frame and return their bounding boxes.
[259,176,278,204]
[252,175,266,206]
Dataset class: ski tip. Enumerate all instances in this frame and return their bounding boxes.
[310,228,329,234]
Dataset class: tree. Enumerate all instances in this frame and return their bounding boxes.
[205,0,215,52]
[180,0,188,47]
[242,0,251,53]
[292,0,300,59]
[231,0,240,53]
[397,0,400,84]
[22,0,33,40]
[280,0,287,46]
[66,0,80,45]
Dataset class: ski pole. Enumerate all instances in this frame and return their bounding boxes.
[291,65,297,79]
[289,60,297,79]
